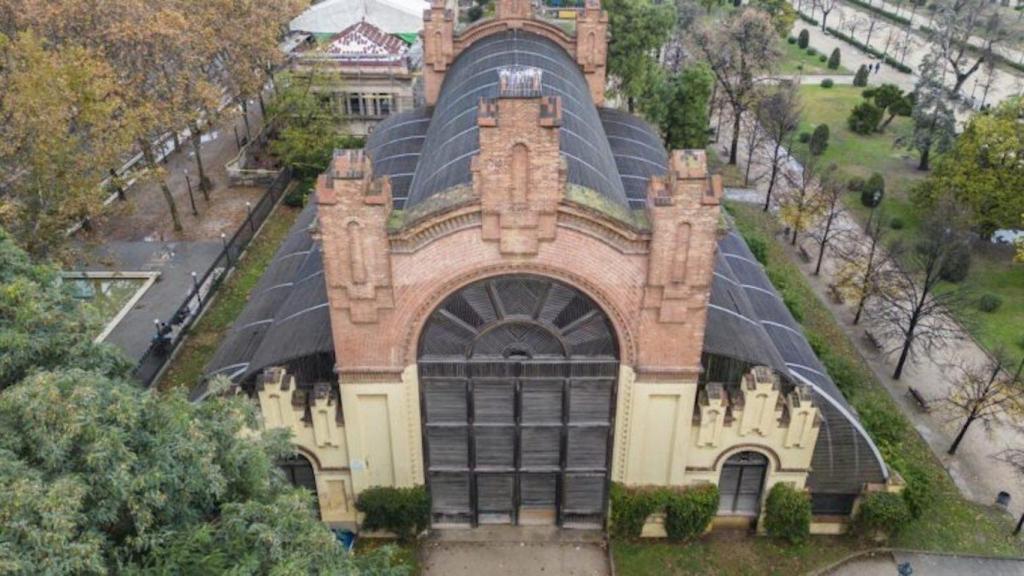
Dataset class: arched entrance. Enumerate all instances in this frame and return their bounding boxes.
[717,451,769,516]
[418,275,619,528]
[279,453,320,518]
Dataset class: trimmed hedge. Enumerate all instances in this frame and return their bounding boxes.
[610,483,719,541]
[764,483,811,544]
[828,47,841,69]
[844,0,912,26]
[355,486,430,541]
[857,491,912,538]
[821,78,834,88]
[797,11,819,25]
[664,484,719,541]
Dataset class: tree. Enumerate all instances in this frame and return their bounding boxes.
[810,165,847,275]
[0,227,130,391]
[0,32,132,258]
[847,101,885,134]
[827,47,841,69]
[863,84,913,131]
[868,198,971,379]
[779,156,829,246]
[924,0,1008,97]
[752,0,798,37]
[605,0,677,112]
[698,9,782,165]
[809,123,830,155]
[756,83,802,212]
[741,109,767,187]
[906,59,956,171]
[943,353,1024,455]
[813,0,839,30]
[650,64,714,150]
[853,64,870,87]
[861,172,885,209]
[914,98,1024,238]
[798,28,810,49]
[0,370,408,574]
[269,69,360,178]
[834,208,895,324]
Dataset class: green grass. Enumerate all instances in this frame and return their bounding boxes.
[355,539,420,575]
[159,200,302,392]
[778,41,851,76]
[793,83,1024,368]
[614,204,1024,575]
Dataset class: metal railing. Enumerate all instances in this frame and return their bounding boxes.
[133,167,293,388]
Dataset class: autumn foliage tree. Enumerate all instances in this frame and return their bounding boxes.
[943,353,1024,455]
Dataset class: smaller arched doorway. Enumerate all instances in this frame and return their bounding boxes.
[279,454,320,519]
[717,451,768,516]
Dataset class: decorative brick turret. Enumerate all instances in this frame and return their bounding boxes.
[473,68,566,255]
[422,0,454,105]
[317,150,394,325]
[575,0,609,105]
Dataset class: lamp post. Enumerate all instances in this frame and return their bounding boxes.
[184,169,198,216]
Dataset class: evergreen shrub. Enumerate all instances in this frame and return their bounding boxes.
[764,483,811,544]
[355,486,430,542]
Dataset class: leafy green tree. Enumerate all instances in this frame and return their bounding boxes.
[605,0,677,112]
[915,99,1024,238]
[268,69,362,178]
[809,123,830,155]
[0,228,130,391]
[863,84,913,131]
[0,370,407,574]
[827,47,840,69]
[647,64,714,150]
[847,101,884,134]
[752,0,797,37]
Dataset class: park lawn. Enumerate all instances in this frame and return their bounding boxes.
[793,84,1024,366]
[158,197,302,392]
[778,40,851,76]
[614,204,1024,576]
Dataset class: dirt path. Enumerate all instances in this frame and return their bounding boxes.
[421,527,609,576]
[717,110,1024,530]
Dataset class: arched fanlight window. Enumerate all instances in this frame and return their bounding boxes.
[279,454,320,518]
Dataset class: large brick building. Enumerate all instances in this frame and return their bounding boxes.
[202,0,892,534]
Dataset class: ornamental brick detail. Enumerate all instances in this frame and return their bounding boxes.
[317,150,394,324]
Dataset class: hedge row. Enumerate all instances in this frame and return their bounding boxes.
[797,10,820,25]
[919,25,1024,76]
[825,26,913,73]
[843,0,912,26]
[609,483,719,541]
[355,486,430,542]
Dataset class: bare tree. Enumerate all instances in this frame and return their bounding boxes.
[809,167,847,275]
[868,198,971,379]
[834,207,895,325]
[863,6,880,46]
[943,353,1024,455]
[756,83,802,212]
[741,109,766,187]
[925,0,1009,96]
[698,9,781,165]
[779,156,829,246]
[814,0,839,31]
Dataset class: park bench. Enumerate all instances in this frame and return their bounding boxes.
[864,329,883,351]
[907,387,931,412]
[827,283,845,304]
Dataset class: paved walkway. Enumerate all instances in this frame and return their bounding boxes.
[717,109,1024,533]
[794,0,1024,108]
[421,527,609,576]
[828,550,1024,575]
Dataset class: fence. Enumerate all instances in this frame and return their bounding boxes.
[132,167,293,388]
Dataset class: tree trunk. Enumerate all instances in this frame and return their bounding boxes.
[854,292,867,324]
[141,139,182,232]
[893,332,914,379]
[791,226,799,246]
[815,236,829,275]
[241,99,252,142]
[764,158,780,212]
[190,121,210,200]
[822,11,830,31]
[948,414,976,455]
[918,145,931,170]
[729,109,742,165]
[880,112,897,130]
[258,92,267,118]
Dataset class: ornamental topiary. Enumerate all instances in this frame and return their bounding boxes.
[764,483,811,544]
[609,483,662,538]
[798,131,812,143]
[788,36,797,44]
[663,484,719,541]
[798,29,810,49]
[856,491,912,538]
[828,48,841,69]
[853,64,870,87]
[860,173,885,207]
[820,78,834,88]
[809,124,830,155]
[355,486,430,542]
